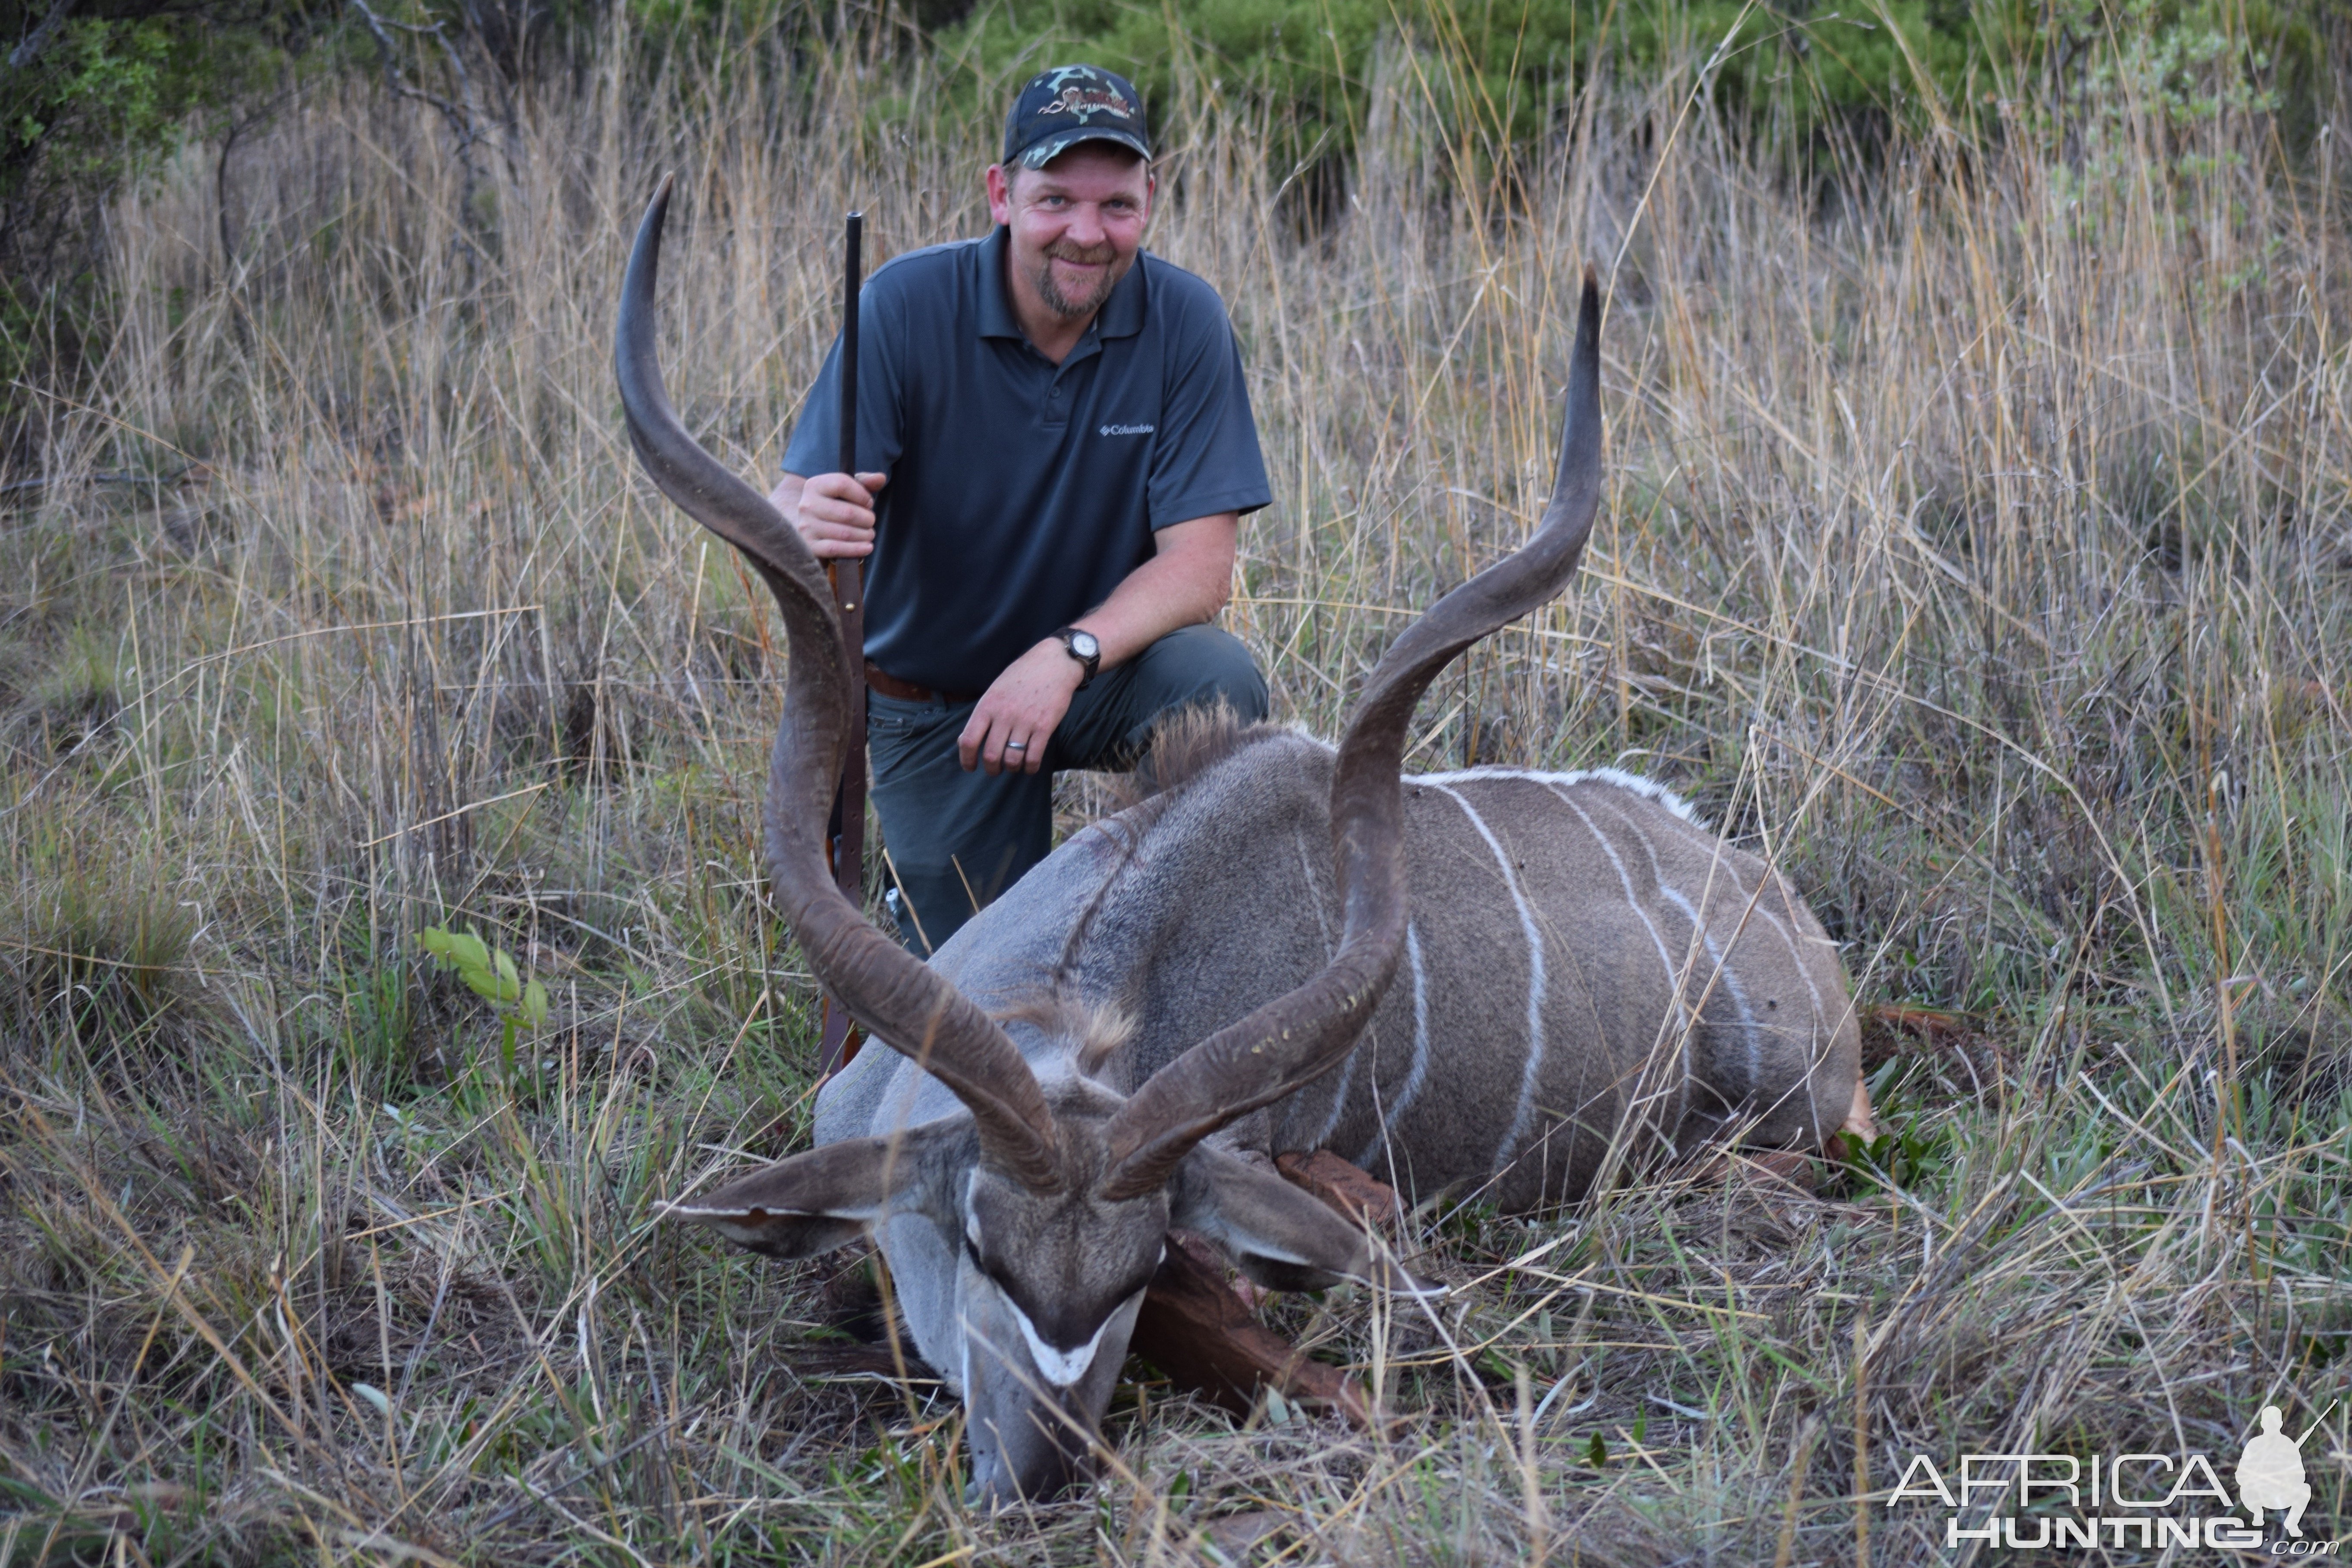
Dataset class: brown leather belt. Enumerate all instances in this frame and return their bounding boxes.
[865,660,981,705]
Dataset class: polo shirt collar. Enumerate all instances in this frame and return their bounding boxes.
[975,226,1149,346]
[1096,251,1146,339]
[976,226,1024,340]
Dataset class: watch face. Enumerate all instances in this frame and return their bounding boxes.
[1069,630,1100,661]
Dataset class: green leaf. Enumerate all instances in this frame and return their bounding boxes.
[1586,1432,1608,1468]
[522,979,549,1029]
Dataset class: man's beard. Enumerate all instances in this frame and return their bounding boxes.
[1032,240,1121,318]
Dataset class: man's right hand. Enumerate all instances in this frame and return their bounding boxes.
[773,470,888,560]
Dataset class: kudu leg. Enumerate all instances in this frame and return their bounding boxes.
[1130,1232,1371,1428]
[1130,1156,1400,1428]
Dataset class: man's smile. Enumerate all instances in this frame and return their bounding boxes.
[1031,239,1124,318]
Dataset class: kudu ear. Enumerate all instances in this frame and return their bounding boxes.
[1168,1144,1441,1297]
[664,1123,962,1260]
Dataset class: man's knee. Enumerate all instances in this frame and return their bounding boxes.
[1135,623,1268,723]
[865,694,1057,954]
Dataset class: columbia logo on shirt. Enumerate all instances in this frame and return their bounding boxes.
[1099,423,1154,437]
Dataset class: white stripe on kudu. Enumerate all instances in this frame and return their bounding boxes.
[1543,782,1687,1027]
[1425,783,1549,1172]
[1598,796,1763,1082]
[1711,854,1832,1037]
[1412,766,1707,829]
[1296,825,1359,1148]
[1310,1001,1362,1146]
[1360,921,1432,1167]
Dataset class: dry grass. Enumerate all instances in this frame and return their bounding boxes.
[2,9,2349,1563]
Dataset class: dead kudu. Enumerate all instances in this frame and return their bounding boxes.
[616,179,1872,1504]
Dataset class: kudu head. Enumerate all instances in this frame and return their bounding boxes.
[615,176,1605,1504]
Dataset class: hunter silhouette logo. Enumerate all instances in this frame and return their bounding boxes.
[2238,1405,2317,1538]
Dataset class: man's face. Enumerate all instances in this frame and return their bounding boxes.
[986,145,1154,322]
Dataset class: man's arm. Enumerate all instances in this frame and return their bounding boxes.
[959,512,1239,776]
[772,471,888,559]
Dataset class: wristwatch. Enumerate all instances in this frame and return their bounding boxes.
[1054,626,1101,688]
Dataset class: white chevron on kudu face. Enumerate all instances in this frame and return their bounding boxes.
[623,226,1874,1507]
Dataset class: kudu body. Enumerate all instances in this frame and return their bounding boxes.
[824,750,1861,1215]
[616,181,1865,1503]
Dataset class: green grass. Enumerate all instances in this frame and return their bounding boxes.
[1,9,2349,1564]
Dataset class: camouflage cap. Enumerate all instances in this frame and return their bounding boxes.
[1001,65,1151,170]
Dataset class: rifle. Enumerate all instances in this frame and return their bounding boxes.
[818,211,867,1080]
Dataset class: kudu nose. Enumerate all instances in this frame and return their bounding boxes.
[966,1445,1089,1510]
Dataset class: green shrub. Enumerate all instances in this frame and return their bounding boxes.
[923,0,2332,171]
[1,0,335,464]
[1,0,327,258]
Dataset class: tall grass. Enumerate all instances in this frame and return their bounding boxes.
[1,8,2347,1561]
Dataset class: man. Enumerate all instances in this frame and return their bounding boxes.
[773,65,1272,955]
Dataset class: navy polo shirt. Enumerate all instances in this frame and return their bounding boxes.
[782,226,1271,693]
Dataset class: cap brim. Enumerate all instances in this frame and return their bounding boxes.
[1019,128,1153,169]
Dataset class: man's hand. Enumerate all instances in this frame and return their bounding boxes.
[771,471,888,560]
[951,513,1239,776]
[959,638,1088,775]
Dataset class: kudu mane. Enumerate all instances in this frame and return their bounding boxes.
[1120,706,1291,810]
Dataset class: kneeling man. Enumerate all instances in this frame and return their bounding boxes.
[774,64,1270,954]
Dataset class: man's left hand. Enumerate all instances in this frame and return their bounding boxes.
[959,639,1086,776]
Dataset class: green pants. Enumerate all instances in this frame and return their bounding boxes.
[865,624,1268,955]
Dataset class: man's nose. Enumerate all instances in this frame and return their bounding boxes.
[1064,203,1107,247]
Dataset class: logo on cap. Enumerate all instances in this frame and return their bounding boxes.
[1040,78,1134,122]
